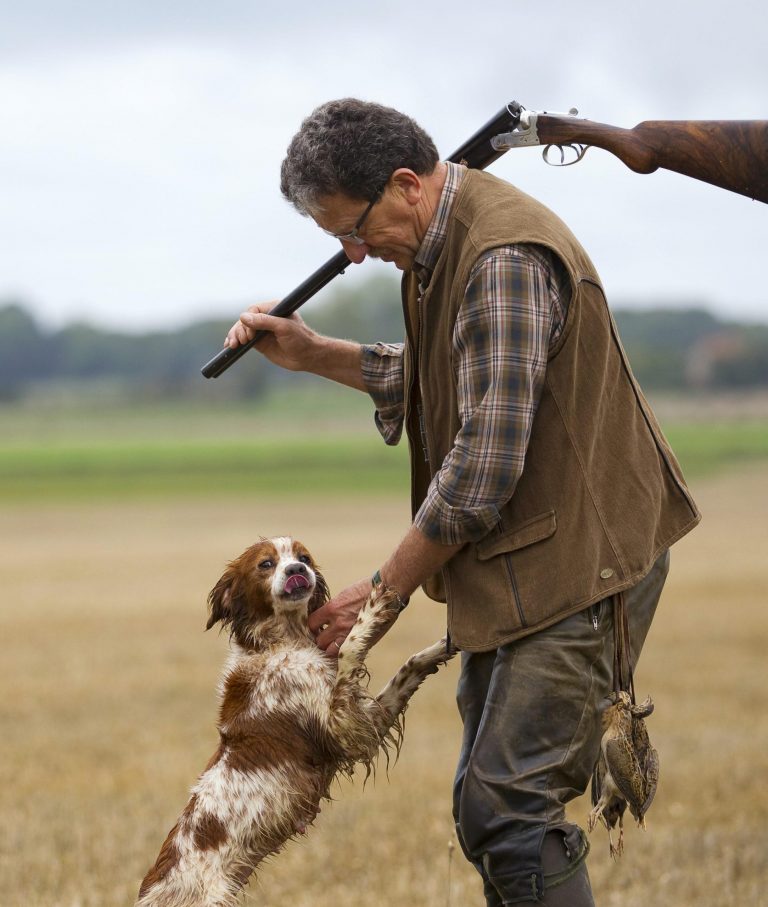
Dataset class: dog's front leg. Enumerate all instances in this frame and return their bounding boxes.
[324,588,410,766]
[368,638,456,740]
[335,588,401,681]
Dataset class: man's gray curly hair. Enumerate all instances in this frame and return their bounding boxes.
[280,98,440,216]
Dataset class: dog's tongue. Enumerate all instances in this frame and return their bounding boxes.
[285,574,310,594]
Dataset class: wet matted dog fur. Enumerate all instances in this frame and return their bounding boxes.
[136,536,453,906]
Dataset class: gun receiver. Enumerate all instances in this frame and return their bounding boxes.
[202,101,767,379]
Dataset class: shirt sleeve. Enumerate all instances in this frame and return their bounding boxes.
[414,245,569,545]
[360,342,405,445]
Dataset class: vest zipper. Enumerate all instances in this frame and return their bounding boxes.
[401,276,421,509]
[502,553,528,628]
[416,291,432,471]
[417,403,429,462]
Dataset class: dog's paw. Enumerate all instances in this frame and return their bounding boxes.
[441,636,459,658]
[409,637,456,673]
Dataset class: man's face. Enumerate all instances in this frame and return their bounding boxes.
[312,170,429,271]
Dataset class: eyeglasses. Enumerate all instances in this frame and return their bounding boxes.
[322,189,382,245]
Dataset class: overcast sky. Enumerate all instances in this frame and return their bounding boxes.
[1,0,766,332]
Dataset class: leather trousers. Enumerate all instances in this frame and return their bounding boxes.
[452,550,670,904]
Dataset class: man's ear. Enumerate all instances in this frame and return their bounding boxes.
[390,167,422,205]
[309,568,330,613]
[207,569,237,631]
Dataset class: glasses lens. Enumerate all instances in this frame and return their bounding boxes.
[323,189,382,244]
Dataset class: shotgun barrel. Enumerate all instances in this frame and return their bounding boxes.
[201,103,523,378]
[201,250,351,379]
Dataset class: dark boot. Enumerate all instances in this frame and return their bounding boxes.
[538,827,595,907]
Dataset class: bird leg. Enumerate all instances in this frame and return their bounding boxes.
[608,817,624,859]
[587,799,606,834]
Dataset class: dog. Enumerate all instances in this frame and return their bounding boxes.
[136,536,454,906]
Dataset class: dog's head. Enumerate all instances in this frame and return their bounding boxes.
[206,537,329,648]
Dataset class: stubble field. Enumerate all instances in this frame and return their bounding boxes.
[1,396,767,906]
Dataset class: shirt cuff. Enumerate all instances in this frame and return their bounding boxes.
[414,475,503,545]
[360,343,405,445]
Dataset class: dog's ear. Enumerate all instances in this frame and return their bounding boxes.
[309,567,330,613]
[207,569,238,631]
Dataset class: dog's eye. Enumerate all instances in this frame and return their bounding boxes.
[258,559,274,569]
[298,554,311,565]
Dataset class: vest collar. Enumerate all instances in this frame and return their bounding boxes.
[413,161,466,285]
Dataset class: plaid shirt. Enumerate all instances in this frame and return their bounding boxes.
[361,162,570,545]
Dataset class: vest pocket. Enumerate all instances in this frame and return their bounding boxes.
[475,510,557,560]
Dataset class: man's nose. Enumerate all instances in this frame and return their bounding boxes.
[340,241,370,264]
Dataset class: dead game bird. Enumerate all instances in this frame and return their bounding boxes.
[588,691,659,856]
[590,750,627,857]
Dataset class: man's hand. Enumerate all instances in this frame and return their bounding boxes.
[224,303,322,372]
[309,527,463,658]
[308,578,378,656]
[224,303,368,391]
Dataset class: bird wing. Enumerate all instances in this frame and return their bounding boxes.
[640,743,660,814]
[591,753,606,810]
[631,715,660,812]
[604,737,646,817]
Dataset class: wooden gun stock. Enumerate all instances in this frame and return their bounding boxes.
[534,115,768,203]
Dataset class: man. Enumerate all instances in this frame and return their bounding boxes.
[224,99,700,905]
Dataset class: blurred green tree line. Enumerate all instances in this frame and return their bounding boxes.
[2,274,767,402]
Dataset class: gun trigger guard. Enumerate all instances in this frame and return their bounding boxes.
[542,143,590,167]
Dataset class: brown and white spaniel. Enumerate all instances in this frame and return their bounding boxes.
[136,536,453,907]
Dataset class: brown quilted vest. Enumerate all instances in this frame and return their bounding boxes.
[402,168,700,651]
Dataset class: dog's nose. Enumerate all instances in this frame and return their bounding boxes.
[285,562,308,576]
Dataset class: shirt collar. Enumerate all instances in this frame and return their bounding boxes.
[414,161,465,282]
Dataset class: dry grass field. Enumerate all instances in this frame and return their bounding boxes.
[1,465,767,906]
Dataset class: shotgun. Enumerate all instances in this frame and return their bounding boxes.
[201,102,767,379]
